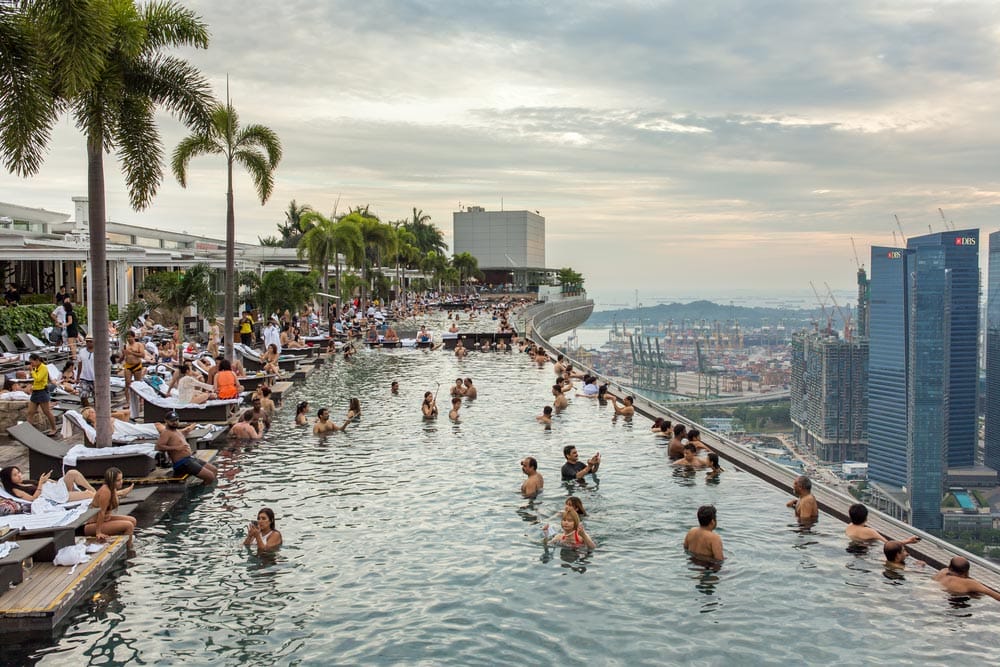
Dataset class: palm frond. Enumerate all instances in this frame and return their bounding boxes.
[237,123,281,169]
[233,147,274,204]
[114,90,163,209]
[132,54,213,128]
[31,0,113,97]
[141,0,209,51]
[171,132,220,187]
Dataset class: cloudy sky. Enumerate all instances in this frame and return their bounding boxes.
[2,0,1000,302]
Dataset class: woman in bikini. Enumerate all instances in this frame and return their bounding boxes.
[294,401,310,426]
[260,344,281,376]
[83,467,137,549]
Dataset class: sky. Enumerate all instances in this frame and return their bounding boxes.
[2,0,1000,301]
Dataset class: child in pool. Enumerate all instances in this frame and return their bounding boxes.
[546,508,595,549]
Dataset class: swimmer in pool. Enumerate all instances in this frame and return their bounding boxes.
[845,503,921,544]
[683,505,724,562]
[448,396,462,421]
[552,384,568,410]
[785,475,819,523]
[705,452,724,479]
[536,405,553,425]
[421,391,438,419]
[450,377,466,398]
[884,540,925,570]
[294,401,309,426]
[546,508,595,549]
[608,393,635,419]
[520,457,543,498]
[934,557,1000,601]
[313,407,342,434]
[391,380,399,395]
[671,443,708,468]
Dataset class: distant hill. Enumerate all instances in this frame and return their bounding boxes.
[584,300,819,328]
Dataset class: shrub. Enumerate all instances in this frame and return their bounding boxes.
[0,304,89,338]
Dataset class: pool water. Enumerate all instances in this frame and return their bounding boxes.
[15,345,1000,665]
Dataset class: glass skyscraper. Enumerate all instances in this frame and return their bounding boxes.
[868,246,911,489]
[986,231,1000,471]
[867,230,980,531]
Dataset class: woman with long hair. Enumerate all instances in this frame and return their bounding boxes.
[83,467,137,549]
[1,465,98,502]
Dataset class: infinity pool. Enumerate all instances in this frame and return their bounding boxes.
[12,343,1000,665]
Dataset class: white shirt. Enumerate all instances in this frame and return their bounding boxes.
[77,348,96,381]
[52,305,66,327]
[178,375,213,404]
[263,324,281,353]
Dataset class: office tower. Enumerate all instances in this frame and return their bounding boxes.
[867,246,911,492]
[985,231,1000,470]
[866,230,980,531]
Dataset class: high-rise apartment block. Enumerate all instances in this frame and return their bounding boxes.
[790,331,868,462]
[866,230,980,531]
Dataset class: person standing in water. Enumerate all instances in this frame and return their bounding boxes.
[684,505,724,563]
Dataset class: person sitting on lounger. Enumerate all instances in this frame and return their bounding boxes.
[1,465,101,502]
[83,467,137,549]
[260,344,281,376]
[156,412,218,482]
[383,326,399,343]
[177,363,216,405]
[213,359,242,400]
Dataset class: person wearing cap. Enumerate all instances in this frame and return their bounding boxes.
[77,336,97,404]
[156,412,217,482]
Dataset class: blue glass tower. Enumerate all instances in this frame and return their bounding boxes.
[867,246,911,489]
[867,231,980,531]
[985,231,1000,471]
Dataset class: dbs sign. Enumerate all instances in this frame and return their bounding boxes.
[954,237,977,246]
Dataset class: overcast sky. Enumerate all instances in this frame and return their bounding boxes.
[2,0,999,298]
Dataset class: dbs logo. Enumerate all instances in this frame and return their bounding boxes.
[955,237,977,246]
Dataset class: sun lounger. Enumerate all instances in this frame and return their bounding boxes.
[0,537,53,589]
[7,422,157,478]
[129,380,241,423]
[234,343,298,372]
[0,505,97,561]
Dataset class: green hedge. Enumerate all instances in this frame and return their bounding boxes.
[19,294,57,305]
[0,304,89,338]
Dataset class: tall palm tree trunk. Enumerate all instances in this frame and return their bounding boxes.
[321,260,329,328]
[223,157,235,361]
[88,131,113,447]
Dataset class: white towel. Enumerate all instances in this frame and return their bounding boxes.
[62,443,155,466]
[0,541,18,559]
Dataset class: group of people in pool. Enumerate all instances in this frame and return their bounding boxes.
[294,397,363,434]
[519,346,1000,601]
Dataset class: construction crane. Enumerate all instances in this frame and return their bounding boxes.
[850,237,863,269]
[810,281,832,334]
[894,214,907,244]
[825,282,853,342]
[939,207,956,231]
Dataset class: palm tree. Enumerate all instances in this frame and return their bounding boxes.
[404,207,448,256]
[388,223,419,307]
[297,210,363,314]
[141,264,216,338]
[172,102,282,362]
[2,1,213,447]
[277,199,312,248]
[256,268,318,318]
[451,252,482,291]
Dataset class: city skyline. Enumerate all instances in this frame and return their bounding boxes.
[2,0,1000,293]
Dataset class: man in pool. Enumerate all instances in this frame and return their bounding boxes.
[884,541,924,570]
[314,407,341,434]
[608,393,635,419]
[391,380,399,395]
[156,412,217,482]
[230,410,263,440]
[667,423,687,460]
[536,405,553,426]
[463,377,477,399]
[552,384,568,410]
[845,503,921,545]
[561,445,601,481]
[671,443,708,468]
[684,504,724,562]
[933,557,1000,601]
[785,475,819,523]
[520,456,543,498]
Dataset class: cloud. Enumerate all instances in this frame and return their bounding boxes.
[3,0,1000,295]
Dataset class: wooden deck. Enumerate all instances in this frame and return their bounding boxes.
[269,381,294,404]
[115,448,219,486]
[0,535,128,638]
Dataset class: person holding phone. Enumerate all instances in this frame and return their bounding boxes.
[561,445,601,481]
[243,507,282,552]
